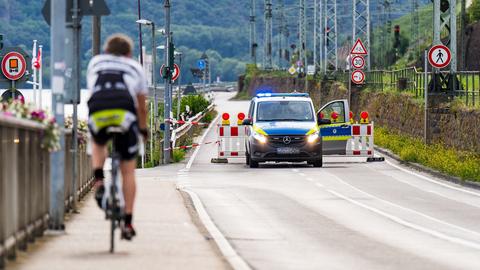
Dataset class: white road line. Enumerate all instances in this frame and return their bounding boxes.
[299,173,306,177]
[326,188,480,251]
[384,159,480,198]
[306,178,314,182]
[181,188,252,270]
[325,172,480,238]
[185,114,221,171]
[292,169,299,173]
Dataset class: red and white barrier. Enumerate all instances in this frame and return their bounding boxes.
[346,122,374,157]
[212,113,247,162]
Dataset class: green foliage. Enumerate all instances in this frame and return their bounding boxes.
[375,127,480,182]
[468,0,480,23]
[172,149,186,163]
[181,94,210,115]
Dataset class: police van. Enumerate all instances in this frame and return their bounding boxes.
[242,93,329,168]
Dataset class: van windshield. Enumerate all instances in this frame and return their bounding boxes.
[256,101,314,122]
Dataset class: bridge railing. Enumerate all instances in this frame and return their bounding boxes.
[0,116,92,267]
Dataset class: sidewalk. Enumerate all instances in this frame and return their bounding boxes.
[9,165,230,270]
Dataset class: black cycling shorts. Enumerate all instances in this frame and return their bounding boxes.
[90,124,139,161]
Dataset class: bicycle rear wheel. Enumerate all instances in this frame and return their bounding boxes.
[110,215,115,253]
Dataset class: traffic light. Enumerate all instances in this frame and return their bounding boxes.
[0,34,3,51]
[169,42,175,70]
[393,25,400,49]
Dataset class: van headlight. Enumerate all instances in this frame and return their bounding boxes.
[307,131,320,143]
[253,132,267,144]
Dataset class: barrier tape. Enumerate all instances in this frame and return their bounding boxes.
[165,118,210,126]
[164,140,220,151]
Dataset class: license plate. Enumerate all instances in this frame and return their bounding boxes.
[277,147,300,155]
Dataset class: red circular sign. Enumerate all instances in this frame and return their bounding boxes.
[428,44,451,69]
[351,55,365,69]
[1,52,27,81]
[160,64,181,82]
[351,70,365,84]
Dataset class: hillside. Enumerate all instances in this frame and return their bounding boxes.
[0,0,251,85]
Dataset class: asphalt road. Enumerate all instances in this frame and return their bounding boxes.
[180,92,480,270]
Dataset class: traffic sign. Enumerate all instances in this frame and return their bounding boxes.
[197,59,206,70]
[161,64,181,82]
[351,70,365,84]
[428,44,451,69]
[350,38,368,55]
[1,51,27,81]
[307,65,316,75]
[288,66,296,75]
[42,0,110,25]
[351,55,365,69]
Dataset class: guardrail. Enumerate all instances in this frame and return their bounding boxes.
[363,68,480,107]
[171,103,215,148]
[0,116,92,268]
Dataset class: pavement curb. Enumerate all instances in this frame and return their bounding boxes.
[179,187,252,270]
[375,146,480,191]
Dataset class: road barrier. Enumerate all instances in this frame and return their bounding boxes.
[212,113,247,163]
[0,115,92,268]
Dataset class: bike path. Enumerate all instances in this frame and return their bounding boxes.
[9,164,230,270]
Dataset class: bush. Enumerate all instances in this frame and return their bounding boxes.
[181,95,210,115]
[375,127,480,182]
[172,149,186,163]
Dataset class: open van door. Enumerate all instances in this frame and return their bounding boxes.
[317,99,351,155]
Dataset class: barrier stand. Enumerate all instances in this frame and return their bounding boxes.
[211,112,247,164]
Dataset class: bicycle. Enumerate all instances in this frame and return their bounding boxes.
[101,127,126,253]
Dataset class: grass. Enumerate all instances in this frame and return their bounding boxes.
[172,149,186,163]
[375,127,480,182]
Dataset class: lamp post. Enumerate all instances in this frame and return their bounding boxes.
[136,19,157,120]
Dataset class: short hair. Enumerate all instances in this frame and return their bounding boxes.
[103,34,134,56]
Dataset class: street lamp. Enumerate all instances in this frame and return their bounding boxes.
[136,19,157,120]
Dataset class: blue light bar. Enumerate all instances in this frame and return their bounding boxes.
[256,93,310,98]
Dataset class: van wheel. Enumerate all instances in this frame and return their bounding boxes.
[310,159,323,168]
[249,159,259,168]
[246,152,250,165]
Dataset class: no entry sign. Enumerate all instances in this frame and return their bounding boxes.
[351,55,365,69]
[428,44,451,69]
[351,70,365,84]
[1,51,27,81]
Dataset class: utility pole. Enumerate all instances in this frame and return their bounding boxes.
[431,0,457,92]
[324,0,338,73]
[163,0,172,164]
[319,0,324,72]
[314,0,318,68]
[250,0,257,65]
[278,0,285,68]
[353,0,371,70]
[411,0,419,59]
[299,0,306,69]
[460,0,466,70]
[50,0,66,230]
[137,0,143,65]
[264,0,273,69]
[92,16,101,56]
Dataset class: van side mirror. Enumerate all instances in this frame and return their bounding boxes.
[242,118,253,125]
[318,118,331,125]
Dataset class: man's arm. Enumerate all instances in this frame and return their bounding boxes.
[136,94,148,131]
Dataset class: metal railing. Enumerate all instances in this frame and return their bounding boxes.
[364,68,480,107]
[0,116,92,268]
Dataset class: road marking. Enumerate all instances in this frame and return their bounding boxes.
[325,172,480,238]
[315,183,324,188]
[299,173,306,177]
[306,178,314,182]
[181,188,252,270]
[292,169,299,173]
[326,188,480,250]
[185,114,221,171]
[384,159,480,198]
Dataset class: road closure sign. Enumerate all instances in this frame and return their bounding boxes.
[1,51,27,81]
[351,70,365,84]
[428,44,451,69]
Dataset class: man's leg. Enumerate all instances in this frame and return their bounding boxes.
[92,141,108,207]
[120,159,136,215]
[120,159,137,239]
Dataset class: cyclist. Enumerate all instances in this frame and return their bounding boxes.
[87,34,148,240]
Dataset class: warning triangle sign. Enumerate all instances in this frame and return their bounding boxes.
[351,38,368,55]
